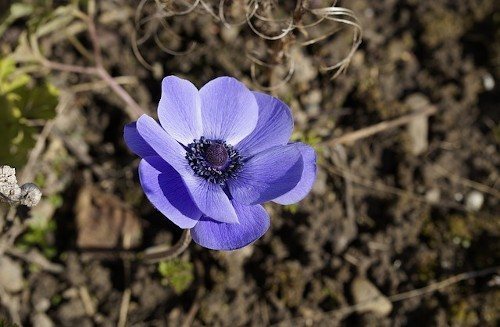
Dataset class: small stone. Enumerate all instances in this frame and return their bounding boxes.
[465,191,484,211]
[57,298,86,321]
[292,47,317,84]
[31,313,54,327]
[351,277,392,316]
[406,94,430,155]
[221,25,240,42]
[425,188,441,204]
[0,257,24,293]
[482,73,495,91]
[34,298,51,312]
[302,89,322,117]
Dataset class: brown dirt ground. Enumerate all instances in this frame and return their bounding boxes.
[0,0,499,326]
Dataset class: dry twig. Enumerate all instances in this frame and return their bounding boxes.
[33,1,146,119]
[330,265,500,319]
[322,105,438,147]
[5,247,64,274]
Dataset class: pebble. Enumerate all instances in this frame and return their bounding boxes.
[34,298,51,312]
[465,191,484,211]
[425,188,441,204]
[351,277,393,316]
[482,73,495,91]
[406,94,430,155]
[0,257,24,293]
[31,313,54,327]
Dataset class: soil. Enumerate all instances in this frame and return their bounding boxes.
[0,0,499,326]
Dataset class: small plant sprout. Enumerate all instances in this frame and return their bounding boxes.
[125,76,317,250]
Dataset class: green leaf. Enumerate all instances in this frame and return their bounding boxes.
[0,3,34,37]
[0,56,59,167]
[32,5,77,37]
[0,57,31,95]
[15,82,59,119]
[158,259,194,294]
[0,57,16,81]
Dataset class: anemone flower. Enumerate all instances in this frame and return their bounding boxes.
[124,76,316,250]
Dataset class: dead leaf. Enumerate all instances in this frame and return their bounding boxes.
[76,185,141,249]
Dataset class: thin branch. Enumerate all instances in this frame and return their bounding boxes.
[86,4,103,69]
[275,265,499,325]
[40,59,98,75]
[331,265,500,318]
[77,229,192,263]
[323,164,465,211]
[431,163,500,199]
[117,288,131,327]
[5,247,64,274]
[390,266,500,302]
[141,229,192,263]
[95,67,145,119]
[321,105,437,147]
[20,92,72,183]
[86,5,145,119]
[35,4,146,120]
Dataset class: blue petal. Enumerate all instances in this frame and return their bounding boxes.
[191,201,270,250]
[236,92,293,156]
[137,114,238,224]
[227,144,303,205]
[158,76,202,145]
[181,177,238,224]
[124,122,157,158]
[199,77,258,145]
[273,143,316,204]
[136,114,188,174]
[139,156,202,228]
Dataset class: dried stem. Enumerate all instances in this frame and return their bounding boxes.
[95,67,144,119]
[331,265,500,318]
[276,265,499,325]
[321,105,437,147]
[40,59,98,75]
[77,229,192,263]
[36,3,146,120]
[141,229,192,263]
[5,247,64,274]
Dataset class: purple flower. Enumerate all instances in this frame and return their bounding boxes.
[124,76,316,250]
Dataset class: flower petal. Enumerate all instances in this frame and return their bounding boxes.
[199,77,258,145]
[228,145,303,205]
[137,114,238,224]
[158,76,202,145]
[191,201,270,250]
[124,122,157,158]
[136,114,188,173]
[181,177,238,224]
[273,143,316,205]
[139,156,202,228]
[236,92,293,156]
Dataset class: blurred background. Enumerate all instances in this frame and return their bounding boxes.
[0,0,498,326]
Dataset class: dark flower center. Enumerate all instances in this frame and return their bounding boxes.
[185,137,243,185]
[205,143,228,167]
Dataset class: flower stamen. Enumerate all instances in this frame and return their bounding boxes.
[185,137,243,184]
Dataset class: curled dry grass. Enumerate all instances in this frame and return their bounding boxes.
[133,0,362,88]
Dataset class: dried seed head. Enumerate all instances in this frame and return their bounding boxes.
[19,183,42,207]
[0,165,21,203]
